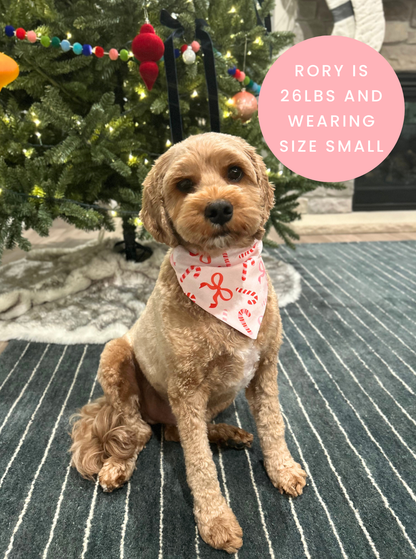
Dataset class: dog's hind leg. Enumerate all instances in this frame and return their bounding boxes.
[70,336,152,492]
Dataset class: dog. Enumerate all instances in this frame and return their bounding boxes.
[70,132,307,554]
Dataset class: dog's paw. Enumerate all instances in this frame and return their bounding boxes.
[268,461,307,497]
[98,457,135,493]
[198,507,243,554]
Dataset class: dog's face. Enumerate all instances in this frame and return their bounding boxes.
[140,133,274,254]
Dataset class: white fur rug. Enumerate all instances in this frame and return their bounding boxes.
[0,239,301,344]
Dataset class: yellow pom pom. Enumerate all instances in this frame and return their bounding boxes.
[0,53,19,91]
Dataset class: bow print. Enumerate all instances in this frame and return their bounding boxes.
[200,273,233,308]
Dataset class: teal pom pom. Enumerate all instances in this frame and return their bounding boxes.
[73,42,82,55]
[51,36,60,48]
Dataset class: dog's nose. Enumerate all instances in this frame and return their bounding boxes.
[204,200,233,226]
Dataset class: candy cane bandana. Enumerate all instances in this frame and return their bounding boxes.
[170,241,268,339]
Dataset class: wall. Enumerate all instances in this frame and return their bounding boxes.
[273,0,416,213]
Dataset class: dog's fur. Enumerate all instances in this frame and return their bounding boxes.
[70,132,306,553]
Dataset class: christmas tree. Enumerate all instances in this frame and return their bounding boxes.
[0,0,343,261]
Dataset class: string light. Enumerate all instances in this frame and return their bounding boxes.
[223,110,230,118]
[225,51,232,58]
[109,126,113,132]
[254,37,264,46]
[140,91,146,99]
[129,153,133,160]
[134,217,142,226]
[191,90,198,98]
[111,210,117,217]
[227,98,234,105]
[144,158,149,164]
[266,168,271,174]
[34,119,40,126]
[228,6,236,13]
[166,139,171,147]
[66,32,71,39]
[35,132,41,138]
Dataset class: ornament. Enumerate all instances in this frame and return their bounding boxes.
[191,41,200,53]
[132,23,165,91]
[182,45,196,65]
[0,53,19,91]
[230,91,258,123]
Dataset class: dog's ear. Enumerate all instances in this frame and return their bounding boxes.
[240,141,275,225]
[140,155,178,247]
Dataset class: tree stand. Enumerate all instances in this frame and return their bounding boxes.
[115,217,153,262]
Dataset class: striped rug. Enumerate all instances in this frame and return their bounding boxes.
[0,240,415,559]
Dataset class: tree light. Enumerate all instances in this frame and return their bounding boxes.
[166,139,171,147]
[129,153,133,160]
[266,168,271,174]
[144,159,149,164]
[109,126,113,132]
[225,51,232,58]
[111,210,117,217]
[254,37,264,45]
[134,217,142,226]
[67,32,72,39]
[191,90,198,98]
[140,91,146,99]
[34,119,40,126]
[35,132,41,138]
[228,6,236,13]
[227,98,234,105]
[223,111,230,118]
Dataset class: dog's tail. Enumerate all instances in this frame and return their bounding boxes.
[70,396,138,480]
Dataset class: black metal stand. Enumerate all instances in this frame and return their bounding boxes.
[114,217,153,262]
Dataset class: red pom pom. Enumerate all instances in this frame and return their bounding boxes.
[16,28,26,40]
[132,24,164,63]
[180,44,188,54]
[139,61,159,91]
[94,46,104,58]
[234,69,241,80]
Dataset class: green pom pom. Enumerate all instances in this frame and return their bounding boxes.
[51,36,60,48]
[40,35,51,47]
[243,76,250,86]
[120,49,129,61]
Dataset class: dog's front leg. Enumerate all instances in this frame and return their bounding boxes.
[246,353,307,497]
[168,386,243,554]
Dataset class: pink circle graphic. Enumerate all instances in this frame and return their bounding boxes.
[259,36,405,182]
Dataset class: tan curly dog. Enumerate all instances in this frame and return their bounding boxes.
[70,132,307,554]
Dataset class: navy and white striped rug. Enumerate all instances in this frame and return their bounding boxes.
[0,240,415,559]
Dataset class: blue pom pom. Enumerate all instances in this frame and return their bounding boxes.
[60,39,71,52]
[73,42,82,55]
[174,48,180,59]
[228,67,237,76]
[5,25,15,37]
[82,44,92,56]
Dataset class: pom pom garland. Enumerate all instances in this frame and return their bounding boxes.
[3,25,140,65]
[227,66,261,96]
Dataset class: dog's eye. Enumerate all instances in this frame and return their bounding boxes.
[177,179,195,194]
[227,166,244,182]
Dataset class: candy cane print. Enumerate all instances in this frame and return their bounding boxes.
[235,287,258,305]
[238,243,257,259]
[189,251,211,264]
[180,265,201,283]
[186,292,196,301]
[258,315,263,325]
[222,309,228,322]
[222,252,231,267]
[258,260,266,283]
[238,309,252,336]
[241,258,255,281]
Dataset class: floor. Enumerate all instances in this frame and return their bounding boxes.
[1,211,415,356]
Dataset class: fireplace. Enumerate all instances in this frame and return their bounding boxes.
[353,72,416,211]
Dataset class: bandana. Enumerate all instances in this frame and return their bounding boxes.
[170,241,268,339]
